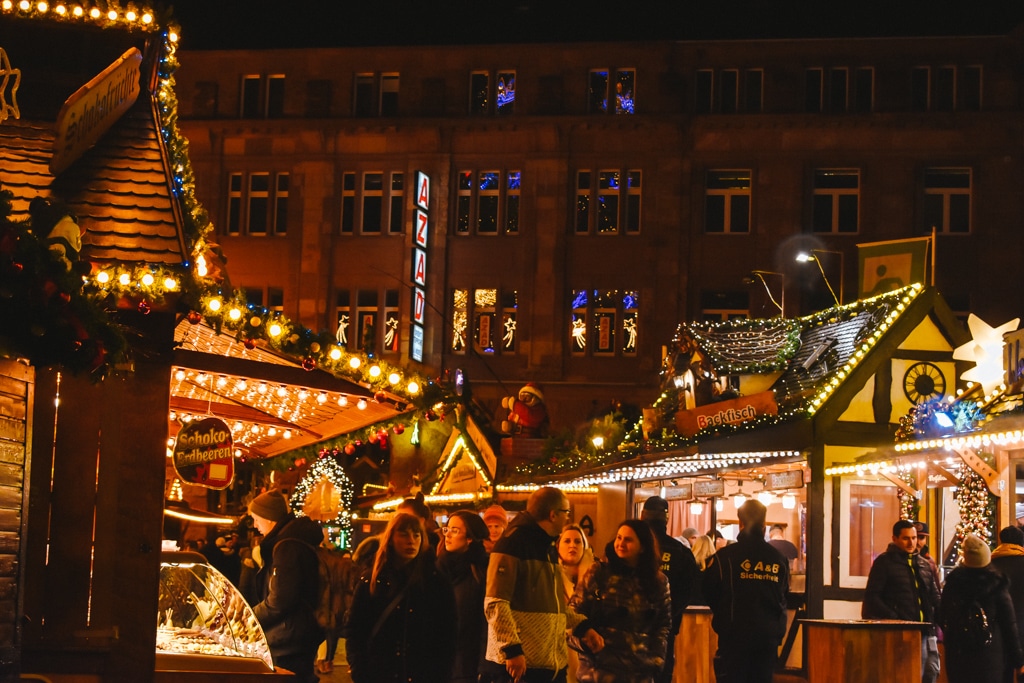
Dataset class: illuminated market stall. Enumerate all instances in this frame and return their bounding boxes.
[509,284,969,673]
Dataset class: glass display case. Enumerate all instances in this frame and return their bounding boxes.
[155,551,280,679]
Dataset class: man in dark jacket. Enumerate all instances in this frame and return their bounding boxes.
[640,495,699,683]
[991,525,1024,655]
[862,519,941,683]
[703,499,789,683]
[249,489,324,683]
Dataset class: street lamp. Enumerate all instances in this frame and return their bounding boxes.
[743,270,785,317]
[796,249,844,306]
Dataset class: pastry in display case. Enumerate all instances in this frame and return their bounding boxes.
[156,551,286,679]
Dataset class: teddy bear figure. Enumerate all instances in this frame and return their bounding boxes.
[501,382,550,438]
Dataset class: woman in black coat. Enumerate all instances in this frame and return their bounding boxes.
[345,512,457,683]
[939,534,1024,683]
[436,510,490,683]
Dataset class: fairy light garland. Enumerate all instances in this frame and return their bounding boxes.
[290,453,355,549]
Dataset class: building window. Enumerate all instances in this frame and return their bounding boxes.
[695,69,762,114]
[451,288,518,355]
[704,170,751,234]
[588,68,636,114]
[812,169,859,233]
[923,168,971,234]
[193,82,218,117]
[455,170,522,235]
[340,171,405,235]
[356,290,379,351]
[243,287,284,311]
[575,169,642,235]
[911,66,981,112]
[469,70,516,115]
[806,67,872,113]
[383,289,400,353]
[355,72,399,117]
[306,79,333,117]
[570,289,640,357]
[225,172,289,236]
[241,74,285,118]
[335,291,351,348]
[853,68,873,113]
[701,291,749,321]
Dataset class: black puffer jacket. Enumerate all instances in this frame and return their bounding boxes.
[939,565,1024,683]
[251,513,324,662]
[862,543,940,628]
[991,543,1024,652]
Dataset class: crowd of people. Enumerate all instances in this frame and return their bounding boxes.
[185,487,1024,683]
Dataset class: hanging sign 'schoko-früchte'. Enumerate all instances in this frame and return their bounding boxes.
[172,417,235,489]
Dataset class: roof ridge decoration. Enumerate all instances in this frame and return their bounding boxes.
[512,284,925,481]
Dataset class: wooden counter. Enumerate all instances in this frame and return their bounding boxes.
[674,607,718,683]
[803,619,927,683]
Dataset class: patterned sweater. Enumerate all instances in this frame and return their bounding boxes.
[485,513,584,672]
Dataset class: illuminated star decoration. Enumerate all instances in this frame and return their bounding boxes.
[952,314,1020,395]
[0,48,21,123]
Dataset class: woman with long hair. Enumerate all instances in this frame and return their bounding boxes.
[345,512,457,683]
[570,519,672,683]
[436,510,490,683]
[559,524,597,683]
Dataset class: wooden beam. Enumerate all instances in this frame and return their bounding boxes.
[953,448,1000,496]
[927,463,962,486]
[880,471,918,498]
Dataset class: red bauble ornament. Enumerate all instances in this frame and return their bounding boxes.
[138,300,151,315]
[374,391,387,403]
[243,337,257,350]
[393,424,405,435]
[71,340,82,351]
[187,310,202,324]
[344,443,356,455]
[295,458,306,467]
[58,291,71,304]
[378,437,388,449]
[368,432,378,444]
[302,357,316,371]
[424,410,437,421]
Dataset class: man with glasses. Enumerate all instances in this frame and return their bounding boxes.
[483,486,601,683]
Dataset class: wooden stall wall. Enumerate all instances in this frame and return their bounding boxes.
[0,359,32,681]
[20,330,173,681]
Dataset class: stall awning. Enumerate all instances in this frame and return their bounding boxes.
[171,320,410,459]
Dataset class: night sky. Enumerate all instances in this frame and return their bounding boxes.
[160,0,1024,51]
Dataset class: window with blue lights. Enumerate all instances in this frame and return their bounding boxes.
[451,288,518,355]
[588,68,636,114]
[570,289,640,357]
[576,169,642,234]
[469,69,516,115]
[455,170,522,235]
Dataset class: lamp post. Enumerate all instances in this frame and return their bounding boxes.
[744,270,785,317]
[796,249,844,306]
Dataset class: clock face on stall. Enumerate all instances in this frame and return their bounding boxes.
[903,361,946,405]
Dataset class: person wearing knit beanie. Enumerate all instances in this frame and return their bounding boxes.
[962,533,992,568]
[249,489,290,526]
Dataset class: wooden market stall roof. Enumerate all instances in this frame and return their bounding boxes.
[534,284,965,488]
[172,320,411,459]
[0,18,186,265]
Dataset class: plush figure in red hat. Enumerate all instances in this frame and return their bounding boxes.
[501,382,549,438]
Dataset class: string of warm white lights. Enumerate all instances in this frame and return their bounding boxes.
[551,450,801,488]
[0,0,160,29]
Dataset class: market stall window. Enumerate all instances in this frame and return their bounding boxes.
[838,479,900,587]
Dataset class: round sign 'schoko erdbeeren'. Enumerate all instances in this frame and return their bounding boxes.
[172,417,235,489]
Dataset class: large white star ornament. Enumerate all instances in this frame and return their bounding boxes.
[952,314,1020,395]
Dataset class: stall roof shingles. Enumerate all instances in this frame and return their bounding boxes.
[0,99,184,266]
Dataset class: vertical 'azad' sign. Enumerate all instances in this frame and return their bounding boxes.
[410,171,430,362]
[172,417,235,489]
